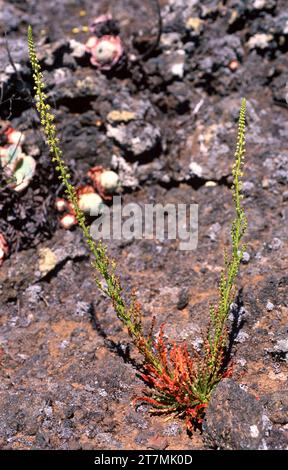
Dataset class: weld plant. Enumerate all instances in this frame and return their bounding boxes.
[28,25,247,431]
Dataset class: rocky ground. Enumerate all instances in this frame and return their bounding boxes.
[0,0,287,450]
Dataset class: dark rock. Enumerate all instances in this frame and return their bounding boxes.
[167,82,190,113]
[90,18,120,37]
[262,391,288,425]
[264,428,288,450]
[62,53,77,70]
[203,379,271,449]
[107,120,161,161]
[177,288,190,310]
[0,230,88,302]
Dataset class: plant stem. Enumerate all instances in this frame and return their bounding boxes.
[27,25,162,373]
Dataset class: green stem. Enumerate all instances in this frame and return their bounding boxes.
[27,25,162,374]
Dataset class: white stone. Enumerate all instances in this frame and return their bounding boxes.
[171,61,184,78]
[250,425,260,438]
[189,161,203,177]
[266,301,274,311]
[253,0,267,9]
[247,34,273,50]
[205,181,217,187]
[69,39,86,58]
[5,63,21,74]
